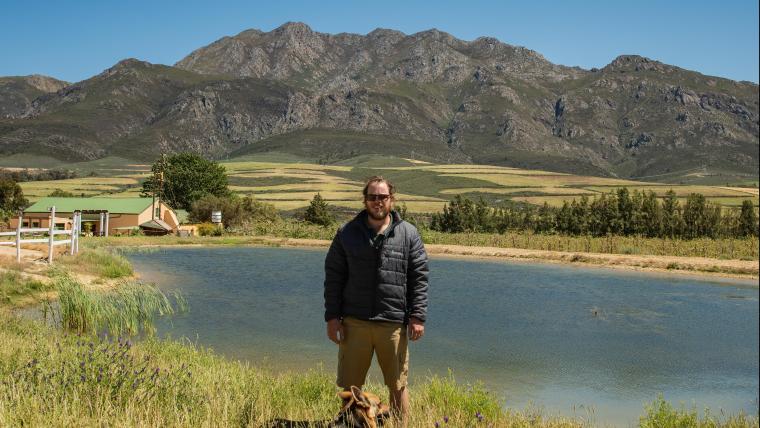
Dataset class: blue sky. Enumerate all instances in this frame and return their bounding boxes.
[2,0,758,83]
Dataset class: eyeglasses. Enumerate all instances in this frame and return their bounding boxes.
[365,194,391,202]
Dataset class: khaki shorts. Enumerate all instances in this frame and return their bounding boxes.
[337,317,409,391]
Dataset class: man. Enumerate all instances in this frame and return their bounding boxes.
[324,176,429,422]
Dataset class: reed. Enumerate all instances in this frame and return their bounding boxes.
[53,273,178,336]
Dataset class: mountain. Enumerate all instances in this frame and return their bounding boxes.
[0,75,68,119]
[1,22,757,182]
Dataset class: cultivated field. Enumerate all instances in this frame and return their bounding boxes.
[9,153,759,212]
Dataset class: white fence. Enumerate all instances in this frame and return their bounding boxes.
[0,206,81,263]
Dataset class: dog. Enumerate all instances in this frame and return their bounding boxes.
[267,386,390,428]
[334,386,391,428]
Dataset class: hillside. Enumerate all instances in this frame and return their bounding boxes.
[0,75,68,118]
[1,22,757,184]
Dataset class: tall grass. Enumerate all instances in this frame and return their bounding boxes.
[1,311,756,427]
[0,271,51,305]
[57,248,134,279]
[640,395,758,428]
[52,273,180,336]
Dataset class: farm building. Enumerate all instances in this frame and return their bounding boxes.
[10,197,179,235]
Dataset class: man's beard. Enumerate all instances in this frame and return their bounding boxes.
[366,205,389,220]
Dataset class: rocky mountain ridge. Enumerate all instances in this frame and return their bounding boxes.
[1,22,757,182]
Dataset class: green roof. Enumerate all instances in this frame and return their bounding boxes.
[25,197,154,214]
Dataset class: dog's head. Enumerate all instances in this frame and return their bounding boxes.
[335,386,390,428]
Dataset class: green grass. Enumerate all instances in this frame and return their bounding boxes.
[56,248,134,279]
[3,310,755,427]
[0,271,51,306]
[332,167,502,198]
[640,395,757,428]
[227,175,308,187]
[51,272,179,336]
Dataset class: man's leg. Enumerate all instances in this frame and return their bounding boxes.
[337,317,374,389]
[373,321,409,422]
[389,385,409,421]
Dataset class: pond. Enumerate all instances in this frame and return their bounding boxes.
[126,247,759,425]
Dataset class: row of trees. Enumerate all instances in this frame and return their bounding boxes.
[431,189,759,239]
[0,168,78,182]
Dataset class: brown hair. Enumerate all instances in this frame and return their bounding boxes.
[362,176,395,200]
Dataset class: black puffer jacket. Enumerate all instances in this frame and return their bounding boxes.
[324,210,429,324]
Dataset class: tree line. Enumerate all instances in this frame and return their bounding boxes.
[431,188,759,239]
[0,168,78,182]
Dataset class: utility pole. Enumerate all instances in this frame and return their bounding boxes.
[158,153,166,220]
[152,153,167,220]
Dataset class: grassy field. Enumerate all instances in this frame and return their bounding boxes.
[9,153,759,211]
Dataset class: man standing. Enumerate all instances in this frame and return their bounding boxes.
[324,176,429,422]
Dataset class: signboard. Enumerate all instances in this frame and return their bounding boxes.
[211,210,222,224]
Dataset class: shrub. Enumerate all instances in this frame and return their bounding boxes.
[197,223,222,236]
[190,195,279,228]
[304,193,333,226]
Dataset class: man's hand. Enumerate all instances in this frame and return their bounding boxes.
[408,317,425,341]
[327,318,344,344]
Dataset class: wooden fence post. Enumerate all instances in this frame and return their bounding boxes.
[48,206,55,264]
[76,211,81,253]
[16,212,22,263]
[70,212,77,256]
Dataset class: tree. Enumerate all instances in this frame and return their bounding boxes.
[589,193,618,236]
[682,193,721,239]
[304,193,333,226]
[534,202,554,234]
[616,187,634,235]
[555,201,572,234]
[141,153,230,210]
[640,191,663,237]
[661,190,683,238]
[737,200,758,237]
[0,178,28,219]
[431,195,478,233]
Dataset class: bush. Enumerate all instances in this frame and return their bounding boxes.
[197,223,222,236]
[304,193,333,226]
[190,195,279,228]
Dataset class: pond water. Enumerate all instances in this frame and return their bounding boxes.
[126,247,759,425]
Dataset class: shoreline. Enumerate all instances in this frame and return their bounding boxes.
[114,236,759,282]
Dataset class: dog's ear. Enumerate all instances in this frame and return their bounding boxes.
[350,385,372,408]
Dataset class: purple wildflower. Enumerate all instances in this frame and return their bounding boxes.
[444,416,449,423]
[435,423,440,427]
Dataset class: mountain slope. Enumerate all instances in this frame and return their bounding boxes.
[0,22,757,182]
[0,75,68,118]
